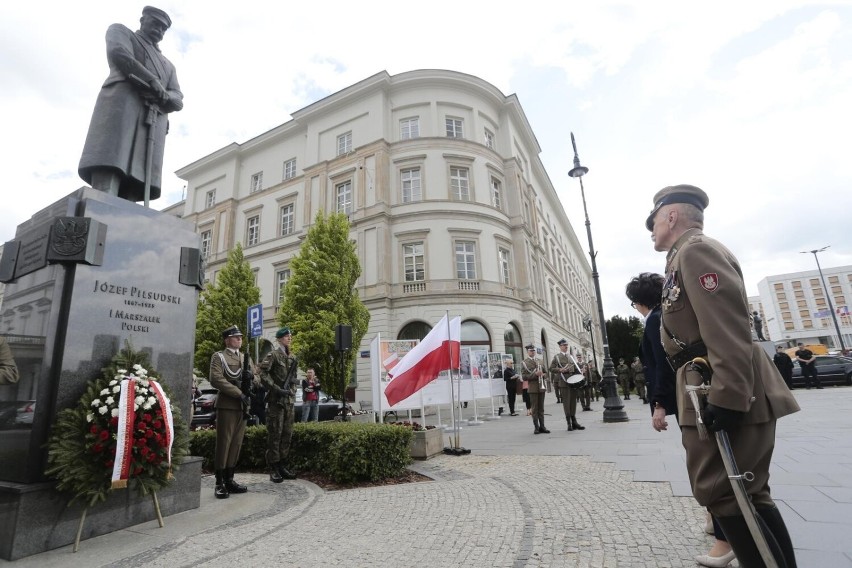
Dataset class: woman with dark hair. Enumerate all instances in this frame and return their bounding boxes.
[626,272,734,567]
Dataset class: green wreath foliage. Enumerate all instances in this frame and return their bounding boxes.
[45,342,189,508]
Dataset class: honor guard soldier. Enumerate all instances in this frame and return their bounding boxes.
[259,327,299,482]
[521,344,549,434]
[209,325,252,499]
[616,358,632,400]
[550,339,584,431]
[648,184,799,567]
[630,356,647,403]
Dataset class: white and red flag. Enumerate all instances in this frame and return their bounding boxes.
[385,315,461,406]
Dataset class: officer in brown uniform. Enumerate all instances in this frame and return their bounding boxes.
[550,339,584,431]
[209,325,252,499]
[259,327,299,482]
[647,184,800,567]
[521,344,549,434]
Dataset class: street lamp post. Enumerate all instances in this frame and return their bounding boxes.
[582,315,600,373]
[569,133,628,423]
[801,246,848,353]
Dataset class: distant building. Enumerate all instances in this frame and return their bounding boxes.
[173,69,600,401]
[757,265,852,350]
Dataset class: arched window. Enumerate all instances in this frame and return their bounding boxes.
[398,321,432,340]
[503,323,523,364]
[461,319,490,351]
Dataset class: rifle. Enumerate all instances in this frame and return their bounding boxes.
[240,348,253,420]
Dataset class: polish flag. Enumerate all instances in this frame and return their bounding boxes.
[385,315,461,406]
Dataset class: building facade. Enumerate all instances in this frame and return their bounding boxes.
[174,70,601,401]
[757,265,852,350]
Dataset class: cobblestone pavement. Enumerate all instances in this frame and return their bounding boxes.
[6,387,851,567]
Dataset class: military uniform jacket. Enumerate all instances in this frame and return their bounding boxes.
[259,346,298,406]
[521,357,546,393]
[616,364,630,380]
[660,229,799,427]
[210,349,246,411]
[549,353,579,388]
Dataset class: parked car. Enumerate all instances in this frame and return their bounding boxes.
[190,387,344,427]
[791,355,852,388]
[0,401,20,429]
[191,389,218,427]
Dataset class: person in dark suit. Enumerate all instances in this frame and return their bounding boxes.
[78,6,183,202]
[773,346,794,389]
[647,184,800,567]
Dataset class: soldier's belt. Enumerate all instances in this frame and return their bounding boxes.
[667,341,707,371]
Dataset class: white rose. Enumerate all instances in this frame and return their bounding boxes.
[105,396,114,406]
[113,385,121,393]
[98,406,108,415]
[86,413,94,423]
[142,402,153,410]
[91,399,101,407]
[147,396,157,406]
[135,395,145,406]
[117,369,127,375]
[100,388,110,396]
[133,364,143,371]
[111,408,119,417]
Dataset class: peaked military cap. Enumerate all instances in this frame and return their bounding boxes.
[525,344,536,351]
[142,6,172,28]
[221,325,243,339]
[557,338,568,346]
[275,327,292,338]
[645,184,710,231]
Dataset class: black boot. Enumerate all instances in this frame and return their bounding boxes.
[757,506,797,568]
[269,462,284,483]
[214,470,230,499]
[533,418,540,434]
[716,514,788,568]
[566,418,573,431]
[277,463,296,480]
[538,420,550,434]
[571,416,585,430]
[224,467,248,493]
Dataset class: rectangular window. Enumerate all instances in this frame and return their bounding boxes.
[450,167,470,201]
[484,128,494,149]
[337,131,352,156]
[445,117,464,138]
[246,215,260,246]
[200,230,211,259]
[401,168,422,203]
[403,243,425,282]
[498,247,511,285]
[205,189,216,209]
[773,283,784,291]
[279,203,294,236]
[250,172,263,193]
[336,181,353,214]
[490,177,502,209]
[275,269,291,306]
[282,158,297,181]
[455,241,477,280]
[400,117,420,140]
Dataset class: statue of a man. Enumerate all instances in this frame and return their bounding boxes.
[78,6,183,202]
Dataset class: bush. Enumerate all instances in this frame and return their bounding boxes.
[189,421,413,484]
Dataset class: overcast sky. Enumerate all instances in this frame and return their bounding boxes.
[3,1,850,323]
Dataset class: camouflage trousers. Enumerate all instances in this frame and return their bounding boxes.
[266,398,295,465]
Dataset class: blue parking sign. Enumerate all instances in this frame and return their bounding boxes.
[247,304,263,338]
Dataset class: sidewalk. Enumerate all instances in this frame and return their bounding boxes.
[3,388,849,567]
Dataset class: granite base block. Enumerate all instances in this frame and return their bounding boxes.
[0,456,201,561]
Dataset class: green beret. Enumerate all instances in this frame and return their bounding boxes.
[645,184,709,231]
[275,327,292,338]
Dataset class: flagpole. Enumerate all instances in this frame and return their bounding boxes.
[444,313,469,455]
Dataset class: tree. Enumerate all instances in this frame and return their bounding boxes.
[278,212,370,400]
[194,243,261,376]
[605,315,645,363]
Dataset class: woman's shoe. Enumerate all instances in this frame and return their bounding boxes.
[694,550,735,567]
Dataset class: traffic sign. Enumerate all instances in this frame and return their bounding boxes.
[247,304,263,338]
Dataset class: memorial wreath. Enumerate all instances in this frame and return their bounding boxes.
[46,343,189,508]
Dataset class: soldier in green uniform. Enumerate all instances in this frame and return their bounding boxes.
[616,358,632,400]
[521,344,549,434]
[647,184,800,567]
[631,356,647,403]
[550,339,584,431]
[259,327,299,482]
[209,325,252,499]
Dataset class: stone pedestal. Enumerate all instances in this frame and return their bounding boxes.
[0,188,202,559]
[410,428,443,460]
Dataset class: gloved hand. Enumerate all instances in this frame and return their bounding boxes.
[701,404,744,432]
[277,387,289,398]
